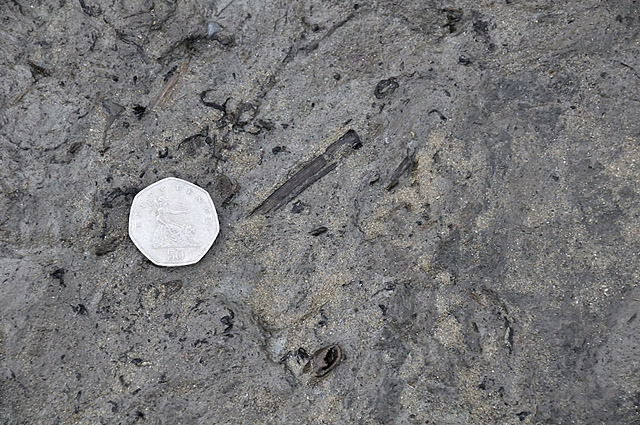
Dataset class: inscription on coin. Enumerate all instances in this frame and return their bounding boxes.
[128,177,220,267]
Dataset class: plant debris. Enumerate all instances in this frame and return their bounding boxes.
[303,344,342,378]
[251,129,362,215]
[374,78,399,99]
[309,226,328,236]
[387,150,416,190]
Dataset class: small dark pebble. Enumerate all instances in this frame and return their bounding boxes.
[374,77,399,99]
[272,146,283,154]
[333,73,341,80]
[379,304,387,316]
[458,55,472,65]
[303,344,342,378]
[309,226,328,236]
[516,411,531,421]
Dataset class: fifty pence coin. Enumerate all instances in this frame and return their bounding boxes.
[128,177,220,267]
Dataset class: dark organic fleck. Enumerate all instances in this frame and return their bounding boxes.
[303,344,342,378]
[193,339,208,347]
[272,146,283,154]
[473,19,490,37]
[428,109,447,121]
[71,304,87,315]
[442,8,464,33]
[68,141,83,154]
[296,347,309,362]
[132,104,146,120]
[516,411,531,421]
[220,308,235,335]
[256,119,275,130]
[78,0,102,17]
[158,147,169,158]
[309,226,328,236]
[374,77,399,99]
[27,60,51,80]
[200,90,227,113]
[50,268,66,287]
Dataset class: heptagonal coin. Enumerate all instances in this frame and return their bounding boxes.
[128,177,220,267]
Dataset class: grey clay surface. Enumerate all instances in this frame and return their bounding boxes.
[1,1,639,424]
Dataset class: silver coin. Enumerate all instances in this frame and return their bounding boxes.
[128,177,220,267]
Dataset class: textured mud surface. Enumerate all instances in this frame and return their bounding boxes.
[1,1,639,424]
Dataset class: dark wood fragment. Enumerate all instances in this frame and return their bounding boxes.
[309,226,328,236]
[251,130,361,215]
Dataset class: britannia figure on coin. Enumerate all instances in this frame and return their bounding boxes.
[151,197,198,248]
